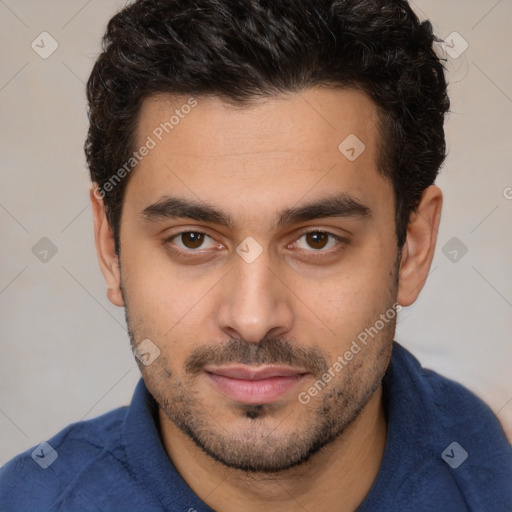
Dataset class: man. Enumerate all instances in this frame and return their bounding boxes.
[1,0,510,510]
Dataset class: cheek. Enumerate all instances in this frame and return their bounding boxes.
[121,250,218,370]
[121,241,194,320]
[292,247,397,349]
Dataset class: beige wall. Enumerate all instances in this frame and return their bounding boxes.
[1,0,511,464]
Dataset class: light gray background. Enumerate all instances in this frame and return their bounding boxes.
[1,0,511,465]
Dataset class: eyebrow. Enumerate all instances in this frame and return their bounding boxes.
[141,193,371,229]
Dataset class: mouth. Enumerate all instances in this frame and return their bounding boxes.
[204,365,309,404]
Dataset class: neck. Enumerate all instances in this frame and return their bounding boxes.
[159,386,386,512]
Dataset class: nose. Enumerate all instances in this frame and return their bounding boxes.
[216,247,294,343]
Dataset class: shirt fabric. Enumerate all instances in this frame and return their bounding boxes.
[1,341,511,511]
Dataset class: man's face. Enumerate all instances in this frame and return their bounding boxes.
[118,88,399,471]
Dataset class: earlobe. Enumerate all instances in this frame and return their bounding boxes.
[397,185,443,307]
[90,186,125,307]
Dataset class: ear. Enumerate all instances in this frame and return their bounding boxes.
[397,185,442,306]
[90,186,124,307]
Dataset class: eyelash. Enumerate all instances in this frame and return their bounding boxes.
[292,231,347,259]
[163,229,348,260]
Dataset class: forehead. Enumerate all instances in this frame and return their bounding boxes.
[136,87,380,158]
[125,87,391,228]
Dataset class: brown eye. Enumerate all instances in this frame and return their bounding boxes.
[294,231,343,254]
[164,230,222,260]
[305,231,329,250]
[180,232,206,249]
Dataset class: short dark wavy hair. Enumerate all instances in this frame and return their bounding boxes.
[85,0,450,253]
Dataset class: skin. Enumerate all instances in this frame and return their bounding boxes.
[91,87,442,512]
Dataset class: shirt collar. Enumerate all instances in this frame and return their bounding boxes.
[122,378,215,511]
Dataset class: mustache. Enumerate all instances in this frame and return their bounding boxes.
[185,337,329,377]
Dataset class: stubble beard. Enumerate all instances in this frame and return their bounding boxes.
[125,306,396,473]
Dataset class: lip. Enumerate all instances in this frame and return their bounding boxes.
[205,365,308,404]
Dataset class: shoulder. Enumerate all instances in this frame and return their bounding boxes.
[385,342,512,511]
[391,342,507,438]
[0,406,129,511]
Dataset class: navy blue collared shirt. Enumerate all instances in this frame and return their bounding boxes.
[1,342,511,511]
